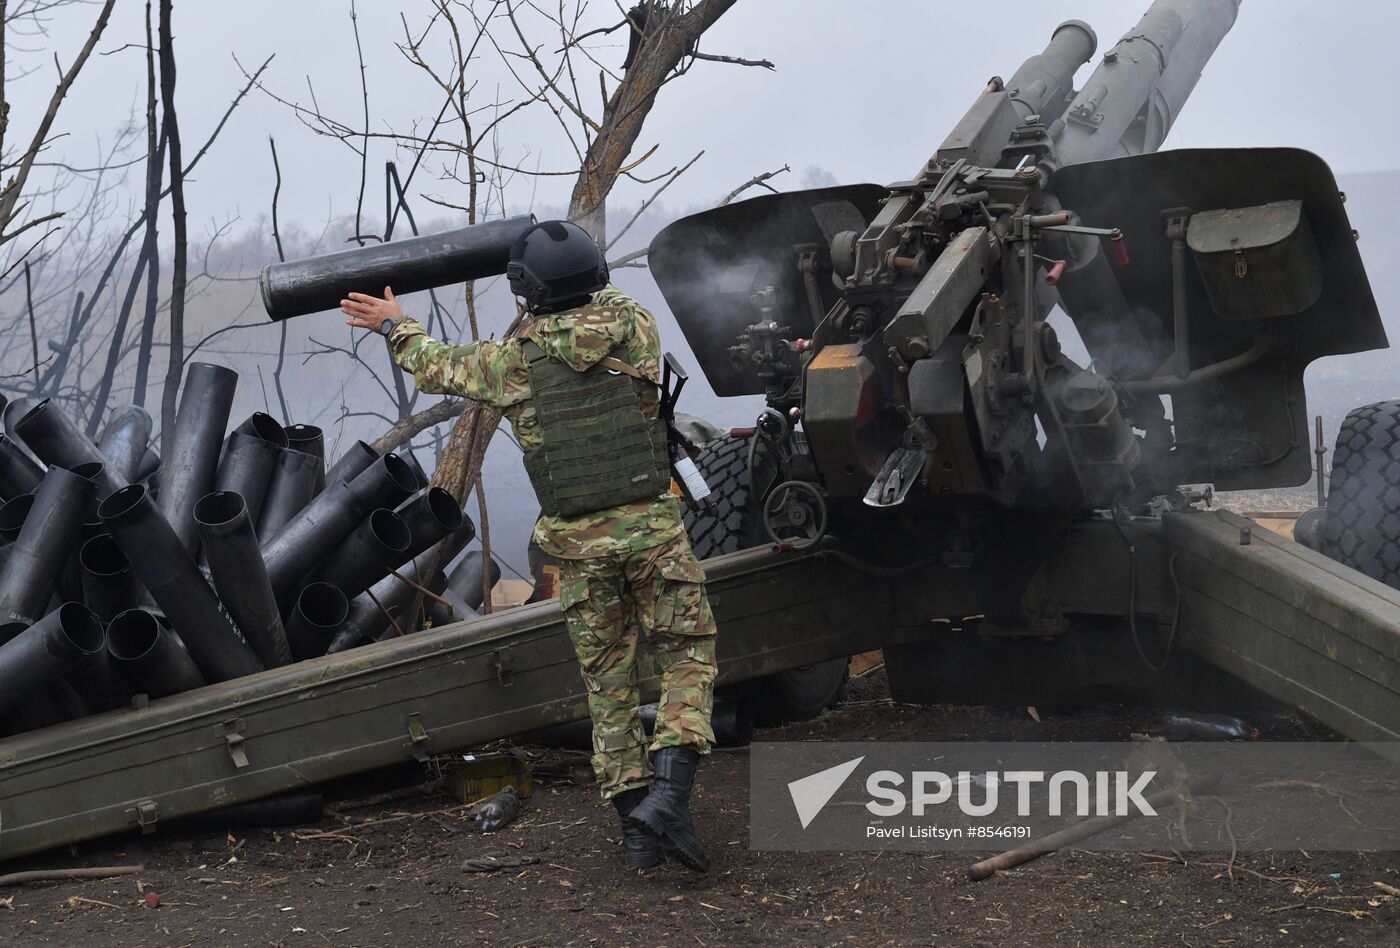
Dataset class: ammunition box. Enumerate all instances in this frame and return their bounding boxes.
[1188,199,1323,319]
[445,753,534,804]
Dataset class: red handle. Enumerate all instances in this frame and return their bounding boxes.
[1045,260,1067,286]
[1112,233,1131,267]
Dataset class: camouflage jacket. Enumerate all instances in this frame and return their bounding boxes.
[387,285,684,560]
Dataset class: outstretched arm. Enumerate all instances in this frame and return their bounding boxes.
[341,287,529,407]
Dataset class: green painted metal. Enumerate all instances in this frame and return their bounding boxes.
[1165,509,1400,744]
[0,545,888,864]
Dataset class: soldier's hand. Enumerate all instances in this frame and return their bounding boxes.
[341,286,404,332]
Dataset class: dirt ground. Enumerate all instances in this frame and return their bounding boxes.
[2,669,1397,948]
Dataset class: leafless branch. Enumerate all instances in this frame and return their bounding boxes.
[0,0,118,246]
[719,162,789,205]
[604,147,701,251]
[689,50,773,70]
[269,136,292,424]
[606,246,648,269]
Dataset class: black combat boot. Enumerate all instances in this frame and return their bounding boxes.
[612,787,660,869]
[627,747,709,873]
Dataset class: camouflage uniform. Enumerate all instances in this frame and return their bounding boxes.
[388,286,717,798]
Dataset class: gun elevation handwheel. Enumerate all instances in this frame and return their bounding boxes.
[762,480,828,550]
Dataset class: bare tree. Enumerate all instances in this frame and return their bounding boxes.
[132,0,167,409]
[156,0,188,445]
[401,0,768,622]
[0,0,119,254]
[240,0,771,627]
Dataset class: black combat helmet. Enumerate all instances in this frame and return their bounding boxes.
[507,220,609,313]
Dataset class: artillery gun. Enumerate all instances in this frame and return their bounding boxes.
[652,0,1390,706]
[1,0,1398,865]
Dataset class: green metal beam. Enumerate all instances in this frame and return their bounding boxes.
[0,546,888,864]
[1165,508,1400,742]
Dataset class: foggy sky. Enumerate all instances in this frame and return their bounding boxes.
[12,0,1400,234]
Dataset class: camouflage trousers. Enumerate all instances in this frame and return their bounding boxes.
[558,534,717,799]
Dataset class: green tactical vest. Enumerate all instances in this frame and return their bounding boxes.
[521,339,671,519]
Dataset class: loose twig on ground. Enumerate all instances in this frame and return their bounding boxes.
[0,865,144,887]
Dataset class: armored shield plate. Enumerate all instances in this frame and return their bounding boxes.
[649,185,888,396]
[1052,148,1386,489]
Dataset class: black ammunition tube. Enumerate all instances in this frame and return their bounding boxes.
[259,216,537,321]
[316,508,412,599]
[79,533,140,623]
[13,399,124,497]
[0,492,33,543]
[261,480,367,607]
[325,440,379,489]
[448,552,502,611]
[284,424,326,494]
[195,491,294,668]
[331,522,474,653]
[284,582,350,661]
[0,603,105,714]
[106,608,206,697]
[400,451,429,489]
[0,465,97,625]
[395,487,469,561]
[258,445,322,538]
[0,434,43,501]
[217,413,287,529]
[97,404,153,484]
[65,646,139,713]
[158,363,238,556]
[99,483,263,682]
[135,446,161,482]
[344,452,417,514]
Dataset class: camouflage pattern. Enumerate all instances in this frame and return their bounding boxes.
[387,285,683,559]
[389,284,717,798]
[557,533,717,797]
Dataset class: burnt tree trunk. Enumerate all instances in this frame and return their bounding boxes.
[157,0,188,446]
[567,0,738,239]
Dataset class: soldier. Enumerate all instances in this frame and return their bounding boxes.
[340,220,717,873]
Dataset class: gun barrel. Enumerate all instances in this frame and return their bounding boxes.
[1006,19,1098,123]
[1054,0,1242,167]
[260,215,537,322]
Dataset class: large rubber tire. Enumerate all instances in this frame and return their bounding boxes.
[683,434,847,724]
[1324,400,1400,589]
[683,434,778,559]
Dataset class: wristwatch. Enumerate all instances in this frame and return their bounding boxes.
[377,317,397,337]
